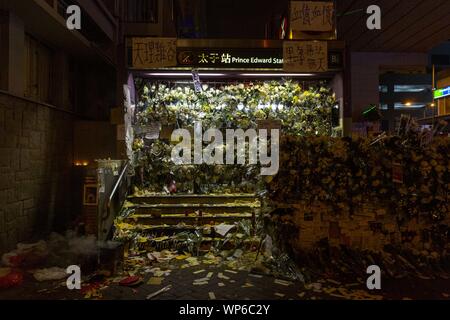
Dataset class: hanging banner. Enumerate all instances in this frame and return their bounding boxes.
[290,1,334,32]
[192,69,202,93]
[132,38,177,69]
[283,41,328,72]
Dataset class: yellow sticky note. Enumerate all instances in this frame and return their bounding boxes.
[147,277,164,285]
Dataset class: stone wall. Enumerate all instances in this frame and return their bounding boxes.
[0,91,74,254]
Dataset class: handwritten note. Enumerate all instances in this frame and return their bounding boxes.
[290,1,334,32]
[283,41,328,72]
[132,38,177,68]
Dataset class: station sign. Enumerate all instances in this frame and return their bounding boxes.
[129,38,343,71]
[175,47,343,70]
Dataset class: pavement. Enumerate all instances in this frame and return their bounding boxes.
[1,258,449,300]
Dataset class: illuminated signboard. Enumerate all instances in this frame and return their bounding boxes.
[128,42,343,70]
[434,86,450,99]
[177,48,283,69]
[176,48,343,70]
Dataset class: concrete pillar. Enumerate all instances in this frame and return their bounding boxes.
[53,51,71,109]
[7,12,25,96]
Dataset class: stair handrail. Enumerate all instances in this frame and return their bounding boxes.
[102,160,130,222]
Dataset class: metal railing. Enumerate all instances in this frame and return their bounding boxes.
[99,160,130,241]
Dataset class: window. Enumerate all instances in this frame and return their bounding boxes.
[394,102,426,109]
[379,85,388,93]
[24,34,53,103]
[394,85,431,93]
[124,0,158,23]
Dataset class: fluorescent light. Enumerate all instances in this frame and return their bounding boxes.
[240,73,314,77]
[147,73,225,77]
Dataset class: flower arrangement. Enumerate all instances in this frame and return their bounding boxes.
[135,81,334,135]
[267,134,450,223]
[132,80,335,193]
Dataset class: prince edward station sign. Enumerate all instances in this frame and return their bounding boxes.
[131,38,343,71]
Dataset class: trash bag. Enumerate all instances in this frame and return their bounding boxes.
[2,240,48,267]
[33,267,67,282]
[0,269,24,288]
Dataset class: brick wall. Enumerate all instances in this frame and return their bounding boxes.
[0,91,74,254]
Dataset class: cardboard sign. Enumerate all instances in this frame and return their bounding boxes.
[290,1,334,32]
[283,41,328,72]
[132,38,177,69]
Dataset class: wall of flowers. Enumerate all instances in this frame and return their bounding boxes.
[267,133,450,224]
[132,80,336,193]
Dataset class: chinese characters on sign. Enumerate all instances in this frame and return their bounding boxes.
[132,38,177,68]
[177,49,284,68]
[290,1,334,32]
[283,41,328,72]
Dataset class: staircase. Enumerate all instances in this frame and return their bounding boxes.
[114,193,261,253]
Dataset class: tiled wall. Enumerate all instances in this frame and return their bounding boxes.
[0,92,74,253]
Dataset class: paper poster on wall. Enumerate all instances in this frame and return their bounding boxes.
[83,184,98,206]
[392,162,404,184]
[290,1,334,32]
[144,122,161,140]
[132,38,177,69]
[283,41,328,72]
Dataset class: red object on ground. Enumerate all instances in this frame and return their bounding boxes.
[0,271,24,289]
[119,276,141,287]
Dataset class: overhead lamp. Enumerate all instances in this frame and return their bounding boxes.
[240,73,314,77]
[147,73,225,77]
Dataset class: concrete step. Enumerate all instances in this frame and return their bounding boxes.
[125,212,255,225]
[128,193,258,205]
[129,203,259,216]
